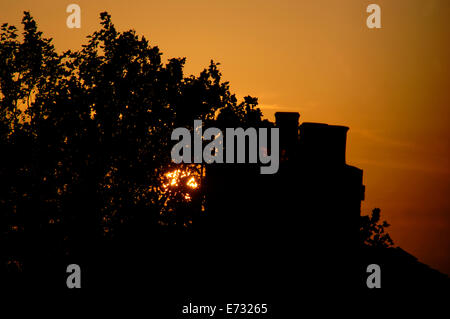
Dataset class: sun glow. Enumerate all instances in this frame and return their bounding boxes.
[162,169,199,190]
[186,177,198,189]
[161,167,200,203]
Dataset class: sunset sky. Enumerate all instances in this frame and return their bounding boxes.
[1,0,449,274]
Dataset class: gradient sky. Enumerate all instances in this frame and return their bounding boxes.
[1,0,449,274]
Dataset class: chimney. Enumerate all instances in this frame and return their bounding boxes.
[299,122,349,165]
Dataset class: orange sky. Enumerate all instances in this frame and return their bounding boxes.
[1,0,449,275]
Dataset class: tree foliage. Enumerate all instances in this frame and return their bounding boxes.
[360,208,394,248]
[0,12,264,271]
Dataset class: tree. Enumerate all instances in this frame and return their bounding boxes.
[0,12,265,274]
[360,208,394,248]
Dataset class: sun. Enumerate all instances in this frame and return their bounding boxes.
[163,169,199,190]
[161,166,200,202]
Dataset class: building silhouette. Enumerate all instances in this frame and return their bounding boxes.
[202,112,448,294]
[203,111,365,292]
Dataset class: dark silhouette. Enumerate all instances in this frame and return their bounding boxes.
[1,12,448,309]
[360,208,394,248]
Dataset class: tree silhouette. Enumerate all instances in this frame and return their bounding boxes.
[360,208,394,248]
[0,12,266,274]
